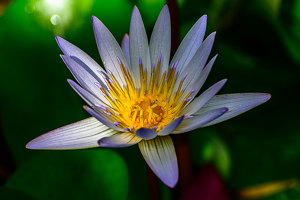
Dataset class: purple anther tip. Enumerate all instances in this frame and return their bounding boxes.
[158,54,162,62]
[104,79,109,83]
[181,75,187,82]
[124,128,129,131]
[125,76,128,79]
[190,89,196,94]
[107,69,112,74]
[116,56,122,65]
[144,67,147,71]
[107,113,112,116]
[152,126,157,130]
[139,57,142,65]
[165,78,168,81]
[170,63,174,69]
[100,72,106,79]
[152,73,154,76]
[175,71,179,75]
[186,97,193,101]
[114,122,119,125]
[95,104,107,111]
[175,59,180,67]
[143,79,145,82]
[154,82,157,85]
[97,70,102,75]
[130,126,134,131]
[102,93,106,97]
[161,126,163,129]
[184,115,194,119]
[183,88,186,91]
[124,66,128,71]
[152,63,155,68]
[163,71,167,74]
[94,82,102,88]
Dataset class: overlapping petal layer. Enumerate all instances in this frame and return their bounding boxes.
[26,5,270,188]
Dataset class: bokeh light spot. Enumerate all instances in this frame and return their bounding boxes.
[50,14,61,25]
[25,3,35,13]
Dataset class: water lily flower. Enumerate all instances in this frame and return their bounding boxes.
[26,5,270,188]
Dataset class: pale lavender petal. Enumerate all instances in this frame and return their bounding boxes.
[172,107,228,134]
[149,5,171,81]
[61,55,110,104]
[26,117,118,149]
[68,79,112,109]
[181,79,227,115]
[158,115,184,136]
[98,132,142,147]
[170,15,207,74]
[176,55,217,104]
[121,33,131,66]
[92,16,135,86]
[194,93,271,127]
[173,32,216,97]
[135,128,157,140]
[130,6,151,89]
[55,36,105,83]
[139,136,178,188]
[84,106,123,131]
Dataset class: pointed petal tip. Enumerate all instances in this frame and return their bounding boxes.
[162,4,169,10]
[261,93,271,102]
[25,141,33,149]
[55,35,61,41]
[167,179,178,188]
[67,79,74,84]
[133,5,138,11]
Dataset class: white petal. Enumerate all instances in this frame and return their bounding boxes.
[55,36,105,83]
[84,106,124,131]
[173,33,216,99]
[61,55,110,105]
[181,79,227,116]
[149,5,171,82]
[121,34,131,66]
[172,107,228,134]
[99,132,142,147]
[130,6,151,89]
[92,16,135,86]
[170,15,207,75]
[177,55,217,105]
[194,93,271,127]
[139,136,178,188]
[26,117,119,149]
[68,79,112,109]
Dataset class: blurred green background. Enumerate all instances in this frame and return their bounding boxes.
[0,0,299,199]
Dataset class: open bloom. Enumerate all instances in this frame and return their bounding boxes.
[26,6,270,187]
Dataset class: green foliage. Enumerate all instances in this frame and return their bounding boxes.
[3,150,129,200]
[1,0,300,199]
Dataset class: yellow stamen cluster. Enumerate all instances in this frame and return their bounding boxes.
[96,56,193,133]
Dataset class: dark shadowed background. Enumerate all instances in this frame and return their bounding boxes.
[0,0,299,199]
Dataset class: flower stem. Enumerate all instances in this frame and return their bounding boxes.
[146,164,161,200]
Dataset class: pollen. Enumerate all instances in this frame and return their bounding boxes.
[96,55,193,133]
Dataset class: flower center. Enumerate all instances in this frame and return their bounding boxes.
[95,55,193,133]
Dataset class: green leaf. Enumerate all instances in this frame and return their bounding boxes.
[4,149,129,200]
